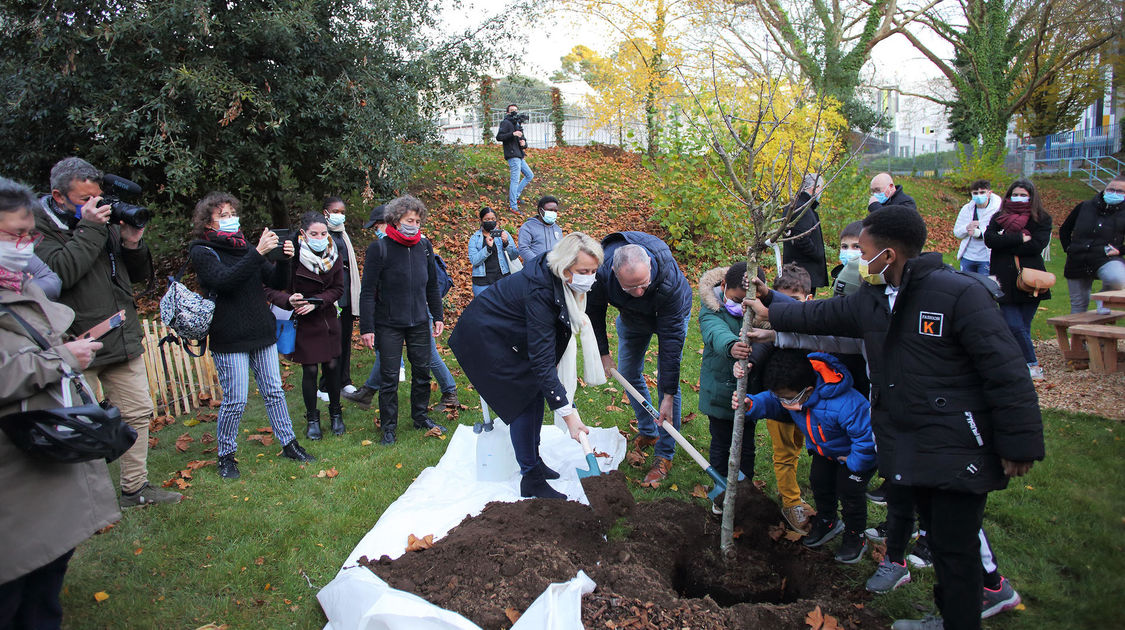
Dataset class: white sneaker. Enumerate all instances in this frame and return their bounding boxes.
[1028,365,1044,380]
[399,367,406,382]
[342,384,358,395]
[317,390,330,402]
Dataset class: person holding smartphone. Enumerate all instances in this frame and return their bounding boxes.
[266,212,345,440]
[188,192,315,480]
[467,207,519,296]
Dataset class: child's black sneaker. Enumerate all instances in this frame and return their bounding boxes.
[866,480,888,505]
[834,531,867,564]
[802,517,844,548]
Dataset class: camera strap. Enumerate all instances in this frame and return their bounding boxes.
[0,304,95,405]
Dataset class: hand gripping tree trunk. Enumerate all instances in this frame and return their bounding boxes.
[680,66,863,556]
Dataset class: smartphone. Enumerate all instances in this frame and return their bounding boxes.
[267,228,291,261]
[79,310,126,340]
[304,297,324,306]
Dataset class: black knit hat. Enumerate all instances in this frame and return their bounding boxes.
[363,204,386,229]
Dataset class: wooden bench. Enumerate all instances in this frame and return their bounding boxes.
[1046,310,1125,361]
[1068,324,1125,373]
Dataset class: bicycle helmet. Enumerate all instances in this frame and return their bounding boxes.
[0,402,137,464]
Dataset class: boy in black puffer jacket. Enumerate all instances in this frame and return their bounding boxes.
[758,206,1044,630]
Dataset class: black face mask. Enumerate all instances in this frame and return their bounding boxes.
[481,220,497,232]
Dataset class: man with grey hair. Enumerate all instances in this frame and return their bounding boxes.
[35,157,180,507]
[868,172,917,213]
[782,173,829,290]
[587,232,692,487]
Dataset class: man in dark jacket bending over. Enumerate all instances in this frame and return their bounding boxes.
[761,206,1044,630]
[587,232,692,487]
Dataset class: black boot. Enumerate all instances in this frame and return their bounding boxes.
[281,439,316,462]
[520,468,566,499]
[217,454,240,479]
[342,385,376,409]
[535,460,561,480]
[414,416,447,434]
[329,403,345,436]
[305,409,322,441]
[380,428,397,445]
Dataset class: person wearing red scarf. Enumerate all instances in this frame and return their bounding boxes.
[358,195,446,444]
[984,179,1053,380]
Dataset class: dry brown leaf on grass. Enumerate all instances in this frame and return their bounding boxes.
[504,607,521,624]
[870,540,887,563]
[752,479,767,490]
[200,432,216,444]
[691,484,709,499]
[784,529,804,542]
[768,524,786,541]
[606,404,624,412]
[682,411,697,424]
[423,427,444,438]
[175,432,194,452]
[805,605,841,630]
[186,460,216,471]
[148,437,158,448]
[256,427,273,434]
[247,433,274,446]
[406,534,434,552]
[196,412,217,423]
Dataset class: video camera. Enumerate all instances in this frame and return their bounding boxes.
[100,174,152,229]
[508,111,529,124]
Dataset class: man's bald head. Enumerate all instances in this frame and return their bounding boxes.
[870,172,894,193]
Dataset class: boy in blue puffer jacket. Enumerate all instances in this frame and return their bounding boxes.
[735,348,876,564]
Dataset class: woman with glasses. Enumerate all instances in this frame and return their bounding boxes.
[188,192,315,479]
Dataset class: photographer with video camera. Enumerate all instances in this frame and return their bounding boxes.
[497,103,534,214]
[35,157,181,508]
[467,207,520,296]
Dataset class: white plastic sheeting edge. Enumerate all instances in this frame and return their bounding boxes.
[319,422,626,630]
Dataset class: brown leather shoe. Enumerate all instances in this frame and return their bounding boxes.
[640,456,672,487]
[625,434,658,468]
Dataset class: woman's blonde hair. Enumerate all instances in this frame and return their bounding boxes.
[547,232,604,278]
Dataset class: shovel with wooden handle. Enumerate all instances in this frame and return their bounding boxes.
[609,368,729,499]
[575,432,604,478]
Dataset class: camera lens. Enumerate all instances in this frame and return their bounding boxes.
[109,201,152,228]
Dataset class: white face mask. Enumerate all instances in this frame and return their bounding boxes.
[326,213,345,227]
[567,271,596,293]
[398,223,420,237]
[541,210,557,225]
[0,241,35,272]
[858,248,890,286]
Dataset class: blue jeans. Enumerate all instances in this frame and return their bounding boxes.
[616,313,691,461]
[363,321,455,394]
[960,258,989,275]
[507,157,533,210]
[1000,303,1039,365]
[1067,259,1125,313]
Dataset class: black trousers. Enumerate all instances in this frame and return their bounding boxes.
[376,322,431,432]
[707,414,756,479]
[911,486,988,630]
[0,549,73,630]
[809,453,873,534]
[321,311,355,389]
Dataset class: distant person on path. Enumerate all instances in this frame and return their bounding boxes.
[984,179,1053,380]
[760,205,1044,630]
[468,207,520,296]
[782,173,828,290]
[953,179,1002,275]
[497,103,533,213]
[867,172,917,213]
[587,232,693,487]
[450,233,604,499]
[518,196,563,262]
[1059,174,1125,313]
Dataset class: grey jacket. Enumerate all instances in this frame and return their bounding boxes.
[517,217,563,262]
[26,255,61,299]
[0,281,120,583]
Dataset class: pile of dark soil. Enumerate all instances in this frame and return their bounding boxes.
[360,472,888,629]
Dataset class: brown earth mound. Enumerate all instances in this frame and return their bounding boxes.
[361,472,888,629]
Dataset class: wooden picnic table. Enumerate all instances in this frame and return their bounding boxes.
[1092,289,1125,308]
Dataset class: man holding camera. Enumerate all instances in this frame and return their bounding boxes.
[497,103,534,214]
[35,157,180,508]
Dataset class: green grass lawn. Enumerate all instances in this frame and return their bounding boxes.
[57,169,1123,628]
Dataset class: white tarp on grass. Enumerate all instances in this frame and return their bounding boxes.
[319,422,626,630]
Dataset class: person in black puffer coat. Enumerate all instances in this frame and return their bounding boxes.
[188,192,315,480]
[1059,175,1125,313]
[983,179,1052,380]
[782,174,829,290]
[762,206,1043,630]
[358,195,445,445]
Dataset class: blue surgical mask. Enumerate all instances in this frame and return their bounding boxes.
[972,194,989,206]
[326,213,346,227]
[541,210,557,224]
[376,229,386,239]
[218,217,240,232]
[724,298,743,318]
[838,249,861,265]
[1010,195,1029,204]
[306,237,329,253]
[873,192,888,204]
[1104,192,1124,206]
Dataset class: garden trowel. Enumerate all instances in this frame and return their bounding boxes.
[474,397,518,482]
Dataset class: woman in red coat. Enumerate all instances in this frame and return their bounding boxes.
[268,212,345,439]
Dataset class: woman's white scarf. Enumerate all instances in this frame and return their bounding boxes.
[328,223,361,316]
[554,283,607,425]
[298,235,338,274]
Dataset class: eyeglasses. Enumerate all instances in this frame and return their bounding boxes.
[621,280,651,291]
[0,229,43,249]
[777,387,812,407]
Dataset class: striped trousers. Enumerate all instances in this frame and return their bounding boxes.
[212,343,297,457]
